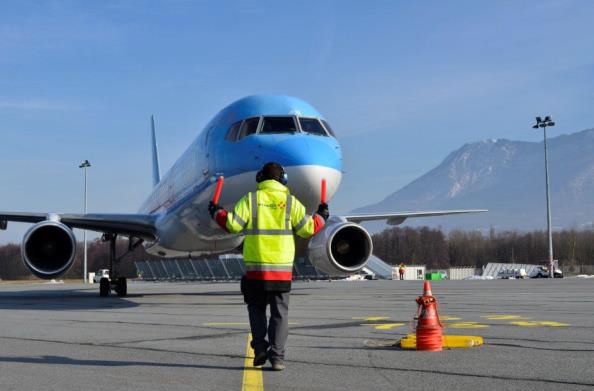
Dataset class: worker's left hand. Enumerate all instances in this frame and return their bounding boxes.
[316,203,329,221]
[208,201,223,219]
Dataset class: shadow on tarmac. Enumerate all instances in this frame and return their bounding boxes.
[0,355,245,370]
[0,288,249,311]
[0,289,138,311]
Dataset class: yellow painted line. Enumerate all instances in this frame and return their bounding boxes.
[510,321,570,327]
[242,333,264,391]
[353,316,391,321]
[446,322,489,329]
[361,323,406,330]
[440,316,462,321]
[538,321,570,327]
[482,315,529,320]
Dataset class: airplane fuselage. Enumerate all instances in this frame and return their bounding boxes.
[138,95,343,257]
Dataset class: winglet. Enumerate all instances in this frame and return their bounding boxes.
[151,115,161,187]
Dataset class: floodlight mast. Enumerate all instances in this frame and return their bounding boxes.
[78,160,91,283]
[532,116,555,278]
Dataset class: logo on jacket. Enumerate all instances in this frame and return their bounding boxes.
[258,201,286,210]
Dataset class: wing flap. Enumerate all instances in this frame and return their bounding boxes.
[343,209,488,225]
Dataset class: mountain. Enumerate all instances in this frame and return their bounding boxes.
[353,129,594,231]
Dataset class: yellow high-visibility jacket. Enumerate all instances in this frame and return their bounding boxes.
[226,180,317,283]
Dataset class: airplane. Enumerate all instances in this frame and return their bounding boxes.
[0,95,486,297]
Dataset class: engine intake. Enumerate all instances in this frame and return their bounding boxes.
[22,220,77,279]
[307,219,373,276]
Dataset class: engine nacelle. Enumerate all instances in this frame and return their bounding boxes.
[307,218,373,276]
[21,220,77,279]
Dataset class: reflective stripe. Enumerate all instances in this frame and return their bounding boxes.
[245,264,293,272]
[233,213,247,228]
[244,229,293,235]
[294,214,311,233]
[285,195,292,230]
[250,192,257,231]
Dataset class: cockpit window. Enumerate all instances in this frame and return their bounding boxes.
[321,120,336,137]
[238,117,260,140]
[225,121,242,141]
[260,116,297,134]
[299,118,327,136]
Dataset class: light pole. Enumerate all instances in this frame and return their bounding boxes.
[532,116,555,278]
[79,159,91,283]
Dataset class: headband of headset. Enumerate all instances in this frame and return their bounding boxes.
[256,163,288,185]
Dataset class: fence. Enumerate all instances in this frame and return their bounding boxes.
[135,255,329,281]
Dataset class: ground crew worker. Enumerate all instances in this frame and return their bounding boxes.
[208,162,328,371]
[399,263,406,280]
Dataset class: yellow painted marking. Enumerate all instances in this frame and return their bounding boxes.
[242,333,264,391]
[482,315,529,320]
[352,316,391,321]
[539,321,570,327]
[399,334,483,349]
[361,323,405,330]
[440,316,462,321]
[510,321,570,327]
[446,322,489,329]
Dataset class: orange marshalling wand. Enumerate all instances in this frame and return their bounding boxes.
[212,176,224,204]
[321,179,327,204]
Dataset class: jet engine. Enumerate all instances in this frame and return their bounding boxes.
[21,220,77,279]
[307,218,373,276]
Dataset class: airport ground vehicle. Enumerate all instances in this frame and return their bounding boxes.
[497,268,527,279]
[93,269,110,283]
[530,266,563,278]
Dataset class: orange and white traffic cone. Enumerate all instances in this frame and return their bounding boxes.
[415,281,443,351]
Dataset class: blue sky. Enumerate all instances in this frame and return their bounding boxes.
[1,0,594,243]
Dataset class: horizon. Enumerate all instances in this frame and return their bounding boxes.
[2,1,594,244]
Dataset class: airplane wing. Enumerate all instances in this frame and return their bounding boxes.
[343,209,488,226]
[0,212,158,240]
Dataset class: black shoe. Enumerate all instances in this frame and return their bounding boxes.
[253,350,268,367]
[271,359,285,371]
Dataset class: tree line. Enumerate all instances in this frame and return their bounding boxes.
[0,227,593,280]
[0,239,158,280]
[371,227,594,272]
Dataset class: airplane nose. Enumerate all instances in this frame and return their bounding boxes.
[286,165,341,210]
[256,135,342,210]
[260,136,342,170]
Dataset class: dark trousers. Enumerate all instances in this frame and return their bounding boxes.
[245,289,290,361]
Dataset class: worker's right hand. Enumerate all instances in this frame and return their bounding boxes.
[208,201,223,219]
[316,203,329,221]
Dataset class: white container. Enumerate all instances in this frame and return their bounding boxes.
[393,265,426,280]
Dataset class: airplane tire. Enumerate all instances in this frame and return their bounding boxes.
[115,277,127,297]
[99,278,110,297]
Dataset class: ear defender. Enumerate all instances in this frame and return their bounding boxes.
[256,170,264,183]
[280,172,288,185]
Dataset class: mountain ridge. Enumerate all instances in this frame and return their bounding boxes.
[353,128,594,231]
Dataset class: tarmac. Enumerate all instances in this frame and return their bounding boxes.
[0,279,592,391]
